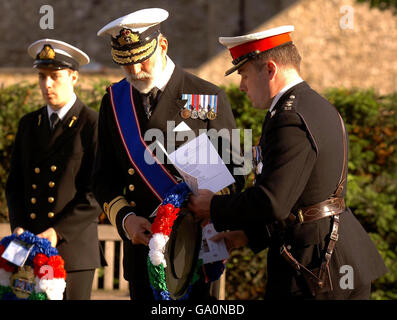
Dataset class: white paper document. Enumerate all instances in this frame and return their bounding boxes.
[160,133,235,194]
[199,223,229,264]
[1,239,34,267]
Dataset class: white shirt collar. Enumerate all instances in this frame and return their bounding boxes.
[269,77,304,112]
[153,55,175,91]
[47,92,77,122]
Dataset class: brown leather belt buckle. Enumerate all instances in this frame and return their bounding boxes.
[295,197,346,224]
[297,209,304,224]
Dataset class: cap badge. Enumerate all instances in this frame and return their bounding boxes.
[38,44,56,60]
[117,28,140,46]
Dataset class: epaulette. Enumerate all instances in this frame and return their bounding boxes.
[270,94,297,119]
[283,94,296,111]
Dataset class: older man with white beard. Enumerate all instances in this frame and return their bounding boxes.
[93,8,244,301]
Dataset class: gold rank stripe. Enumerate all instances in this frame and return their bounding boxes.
[112,38,157,57]
[111,39,157,64]
[105,196,129,227]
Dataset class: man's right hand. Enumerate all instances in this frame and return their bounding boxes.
[13,227,24,236]
[210,230,248,252]
[124,215,152,246]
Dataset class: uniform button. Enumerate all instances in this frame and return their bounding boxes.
[30,213,36,220]
[48,197,55,203]
[34,167,40,174]
[128,168,135,175]
[129,201,136,207]
[128,184,135,192]
[48,212,55,218]
[32,184,37,190]
[50,165,57,172]
[49,181,55,188]
[30,197,37,204]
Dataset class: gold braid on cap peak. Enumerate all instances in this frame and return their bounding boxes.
[111,39,156,57]
[111,38,157,65]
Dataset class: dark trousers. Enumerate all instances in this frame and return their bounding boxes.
[265,283,372,300]
[64,269,95,300]
[125,243,213,301]
[315,283,371,300]
[128,273,212,301]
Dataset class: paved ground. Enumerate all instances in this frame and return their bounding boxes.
[91,290,130,300]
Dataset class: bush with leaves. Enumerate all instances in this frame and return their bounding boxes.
[325,88,397,300]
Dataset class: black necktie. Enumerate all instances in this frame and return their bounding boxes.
[50,113,60,131]
[142,87,160,119]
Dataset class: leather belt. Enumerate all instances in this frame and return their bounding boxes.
[287,197,346,224]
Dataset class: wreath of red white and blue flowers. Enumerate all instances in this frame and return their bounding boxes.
[147,182,225,300]
[0,231,66,300]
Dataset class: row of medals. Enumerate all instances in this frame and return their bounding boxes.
[181,105,217,120]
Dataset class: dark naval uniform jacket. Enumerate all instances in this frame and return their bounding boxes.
[93,65,245,299]
[210,81,388,299]
[6,98,102,272]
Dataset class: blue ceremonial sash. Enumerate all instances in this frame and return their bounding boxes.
[109,79,177,201]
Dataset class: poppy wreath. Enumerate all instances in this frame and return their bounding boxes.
[0,231,66,300]
[147,182,225,300]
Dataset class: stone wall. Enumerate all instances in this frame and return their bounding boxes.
[0,0,297,69]
[196,0,397,95]
[1,0,396,95]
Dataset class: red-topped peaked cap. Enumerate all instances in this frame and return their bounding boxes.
[219,25,294,76]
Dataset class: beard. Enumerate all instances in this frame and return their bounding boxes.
[123,48,164,94]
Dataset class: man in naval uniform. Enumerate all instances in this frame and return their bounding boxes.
[6,39,102,300]
[93,8,244,300]
[188,26,388,299]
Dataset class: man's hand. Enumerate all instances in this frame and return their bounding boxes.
[37,227,58,247]
[210,230,248,252]
[188,189,215,221]
[13,227,25,236]
[124,215,152,246]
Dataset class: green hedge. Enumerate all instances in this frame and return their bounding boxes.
[0,81,396,299]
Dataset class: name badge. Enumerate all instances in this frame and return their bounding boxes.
[1,239,34,267]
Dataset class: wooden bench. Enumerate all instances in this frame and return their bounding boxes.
[93,224,128,292]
